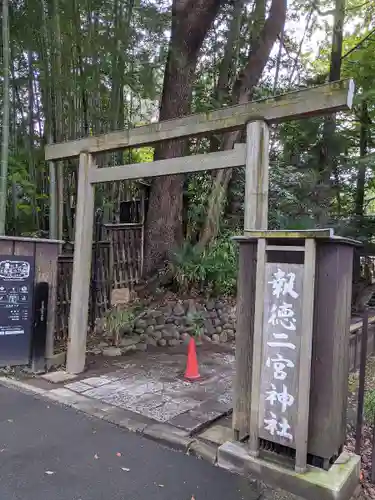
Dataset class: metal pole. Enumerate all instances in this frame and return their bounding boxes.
[356,308,369,454]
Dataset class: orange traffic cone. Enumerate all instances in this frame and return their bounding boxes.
[184,337,200,381]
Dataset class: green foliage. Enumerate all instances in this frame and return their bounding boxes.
[5,151,47,236]
[131,147,154,164]
[185,171,213,242]
[4,0,375,257]
[364,389,375,422]
[170,233,238,296]
[104,307,135,346]
[348,373,359,394]
[186,311,204,338]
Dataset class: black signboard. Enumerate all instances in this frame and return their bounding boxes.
[0,255,35,366]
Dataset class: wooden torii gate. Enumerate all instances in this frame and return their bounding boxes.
[45,81,355,406]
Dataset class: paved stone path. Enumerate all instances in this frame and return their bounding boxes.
[63,349,234,434]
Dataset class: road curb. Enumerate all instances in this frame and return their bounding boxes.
[143,423,195,452]
[187,439,218,464]
[0,376,223,467]
[0,376,47,397]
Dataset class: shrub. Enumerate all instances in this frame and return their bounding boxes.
[170,233,238,296]
[365,388,375,423]
[104,307,135,346]
[186,311,205,339]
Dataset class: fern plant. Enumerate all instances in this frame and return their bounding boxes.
[170,232,239,296]
[104,307,135,347]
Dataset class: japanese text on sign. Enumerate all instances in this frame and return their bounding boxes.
[258,264,304,447]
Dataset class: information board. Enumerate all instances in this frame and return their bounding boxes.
[0,255,35,366]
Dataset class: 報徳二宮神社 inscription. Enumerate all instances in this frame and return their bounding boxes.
[258,264,304,447]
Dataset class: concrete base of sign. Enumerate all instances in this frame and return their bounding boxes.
[217,441,360,500]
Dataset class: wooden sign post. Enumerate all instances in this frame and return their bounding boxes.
[233,230,359,476]
[247,235,316,473]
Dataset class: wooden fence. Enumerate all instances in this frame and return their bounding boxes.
[55,224,143,343]
[349,314,375,372]
[105,223,144,289]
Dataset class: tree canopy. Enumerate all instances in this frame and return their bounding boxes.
[1,0,375,281]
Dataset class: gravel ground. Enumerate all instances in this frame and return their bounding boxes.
[345,357,375,499]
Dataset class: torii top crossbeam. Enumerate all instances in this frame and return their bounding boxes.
[45,80,355,161]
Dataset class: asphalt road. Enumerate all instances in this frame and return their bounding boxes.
[0,385,262,500]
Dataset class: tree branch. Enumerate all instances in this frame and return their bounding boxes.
[342,27,375,61]
[176,0,226,52]
[198,0,287,248]
[232,0,287,104]
[312,0,335,16]
[288,3,315,86]
[315,7,335,16]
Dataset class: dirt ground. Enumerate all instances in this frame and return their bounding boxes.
[346,356,375,498]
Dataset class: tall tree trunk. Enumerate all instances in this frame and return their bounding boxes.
[143,0,224,275]
[355,101,369,217]
[352,100,369,289]
[109,0,134,221]
[51,0,65,239]
[209,0,245,153]
[27,50,40,232]
[89,8,101,135]
[213,0,244,108]
[10,56,18,231]
[315,0,345,226]
[272,23,284,93]
[0,0,10,235]
[198,0,287,249]
[71,0,88,137]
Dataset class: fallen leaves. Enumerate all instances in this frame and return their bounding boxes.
[346,423,375,498]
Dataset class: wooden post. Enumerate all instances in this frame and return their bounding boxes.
[248,237,266,455]
[233,121,269,440]
[49,160,58,239]
[232,240,257,440]
[66,152,96,374]
[295,239,316,473]
[57,161,64,240]
[244,121,269,231]
[356,308,369,455]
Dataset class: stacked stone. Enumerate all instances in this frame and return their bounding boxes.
[100,298,236,356]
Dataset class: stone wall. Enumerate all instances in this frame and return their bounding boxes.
[97,298,237,356]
